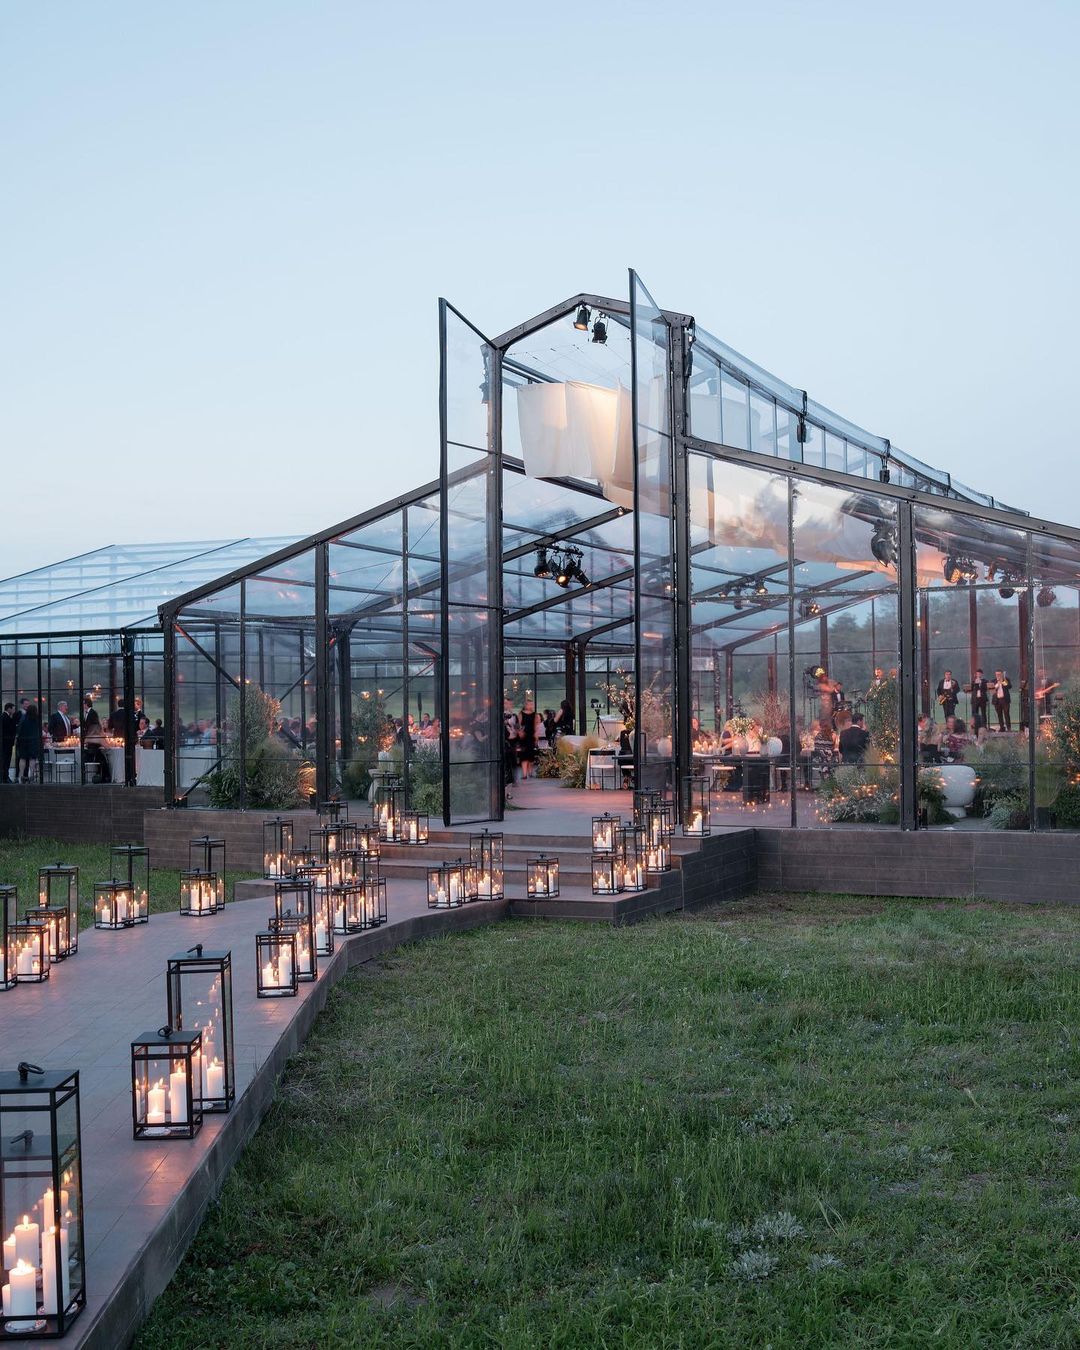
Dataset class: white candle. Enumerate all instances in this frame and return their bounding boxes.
[206,1059,224,1099]
[262,960,278,989]
[146,1079,166,1126]
[13,1215,39,1268]
[137,887,148,916]
[8,1259,36,1316]
[2,1281,9,1316]
[315,916,327,951]
[169,1065,188,1124]
[3,1231,17,1269]
[40,1225,69,1314]
[17,944,33,977]
[116,891,128,923]
[42,1186,69,1228]
[277,945,293,988]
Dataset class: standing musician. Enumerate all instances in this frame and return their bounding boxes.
[936,669,960,720]
[991,670,1012,731]
[1035,668,1060,721]
[966,668,989,733]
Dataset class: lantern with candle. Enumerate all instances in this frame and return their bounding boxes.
[179,870,223,917]
[330,882,363,935]
[317,799,349,823]
[398,810,429,846]
[591,852,622,895]
[360,875,387,929]
[618,826,647,892]
[633,789,662,826]
[0,886,16,992]
[131,1028,203,1140]
[108,845,150,922]
[642,806,672,873]
[36,865,79,954]
[373,777,405,842]
[356,825,381,860]
[187,837,225,909]
[262,819,295,879]
[255,932,298,998]
[0,1063,86,1336]
[273,878,314,922]
[525,855,560,898]
[591,814,620,855]
[10,925,49,984]
[22,908,70,967]
[93,880,135,931]
[682,776,712,837]
[166,946,235,1114]
[268,912,317,982]
[427,860,467,909]
[468,831,504,901]
[309,884,334,958]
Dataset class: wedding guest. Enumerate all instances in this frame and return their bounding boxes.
[937,669,959,720]
[15,703,42,782]
[518,701,543,780]
[48,700,73,744]
[991,670,1012,731]
[966,668,989,733]
[1,702,18,782]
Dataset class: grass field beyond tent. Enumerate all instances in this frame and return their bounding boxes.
[122,895,1078,1345]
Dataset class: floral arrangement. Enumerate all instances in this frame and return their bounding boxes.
[723,715,759,739]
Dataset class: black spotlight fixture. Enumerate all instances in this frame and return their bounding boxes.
[591,315,608,345]
[573,304,591,331]
[533,547,552,580]
[870,520,898,567]
[799,597,821,620]
[1037,586,1057,608]
[998,582,1016,599]
[943,555,959,584]
[754,577,769,597]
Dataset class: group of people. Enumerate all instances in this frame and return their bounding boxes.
[503,698,575,782]
[1,694,164,784]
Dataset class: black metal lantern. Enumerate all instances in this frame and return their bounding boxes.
[331,883,363,935]
[633,789,663,826]
[268,912,317,982]
[22,908,70,966]
[427,860,467,909]
[0,887,16,991]
[179,870,223,917]
[374,777,405,842]
[36,865,79,950]
[131,1027,203,1140]
[93,880,134,931]
[310,885,334,957]
[296,861,332,901]
[591,813,620,854]
[356,826,381,859]
[398,810,429,846]
[10,926,48,984]
[109,845,150,922]
[166,945,235,1114]
[291,847,317,873]
[187,837,225,908]
[642,809,672,873]
[273,878,314,921]
[0,1063,86,1336]
[469,830,504,900]
[525,855,560,898]
[618,826,647,893]
[317,799,349,822]
[360,875,387,929]
[255,931,298,998]
[591,852,623,895]
[682,776,712,837]
[262,818,294,879]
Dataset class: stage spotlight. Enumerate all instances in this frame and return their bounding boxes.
[1037,586,1057,608]
[591,316,608,345]
[870,520,897,566]
[573,304,590,331]
[533,548,552,580]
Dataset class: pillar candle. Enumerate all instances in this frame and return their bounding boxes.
[146,1079,166,1126]
[17,943,33,977]
[8,1259,36,1316]
[262,959,278,989]
[206,1059,224,1099]
[13,1215,39,1268]
[3,1231,17,1269]
[40,1225,69,1314]
[315,916,327,951]
[42,1186,70,1229]
[2,1282,9,1316]
[169,1065,188,1124]
[116,891,128,923]
[277,945,293,988]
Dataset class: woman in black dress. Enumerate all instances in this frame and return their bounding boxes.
[518,701,541,780]
[15,702,42,782]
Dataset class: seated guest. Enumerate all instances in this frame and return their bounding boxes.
[918,714,940,764]
[146,718,166,748]
[617,727,634,788]
[839,713,870,765]
[136,715,152,746]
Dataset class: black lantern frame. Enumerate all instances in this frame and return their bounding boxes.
[22,908,70,966]
[35,866,79,953]
[360,876,387,929]
[641,808,672,873]
[355,826,381,859]
[0,887,15,992]
[468,830,504,901]
[93,880,135,931]
[109,845,150,922]
[262,819,295,879]
[525,855,560,898]
[10,926,49,984]
[311,885,334,957]
[682,776,712,837]
[591,813,620,854]
[179,870,224,917]
[0,1063,86,1338]
[131,1027,203,1140]
[374,777,405,842]
[618,826,647,893]
[591,852,623,895]
[166,945,235,1114]
[398,810,429,846]
[330,882,363,935]
[273,878,314,922]
[187,838,225,908]
[255,931,298,998]
[317,799,349,822]
[268,912,317,982]
[427,860,467,908]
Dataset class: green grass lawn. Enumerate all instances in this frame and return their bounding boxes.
[97,893,1080,1344]
[0,837,257,928]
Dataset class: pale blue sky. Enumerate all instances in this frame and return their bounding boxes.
[2,1,1078,576]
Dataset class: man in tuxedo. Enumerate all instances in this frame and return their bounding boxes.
[48,700,73,743]
[966,669,989,733]
[937,670,959,720]
[107,697,127,736]
[991,670,1012,731]
[1,703,17,782]
[81,697,101,733]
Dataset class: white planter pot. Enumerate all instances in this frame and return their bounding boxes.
[931,764,977,818]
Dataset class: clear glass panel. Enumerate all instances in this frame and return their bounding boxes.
[719,371,749,451]
[792,479,899,596]
[750,391,776,457]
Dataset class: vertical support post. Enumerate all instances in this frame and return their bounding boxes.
[401,506,412,800]
[238,582,247,810]
[122,632,136,787]
[898,503,918,830]
[787,479,798,828]
[1021,584,1035,829]
[576,640,588,738]
[315,542,330,805]
[337,627,353,796]
[918,596,931,716]
[671,320,693,820]
[564,641,576,721]
[724,651,734,719]
[967,587,979,690]
[437,301,452,826]
[164,619,177,803]
[488,346,505,823]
